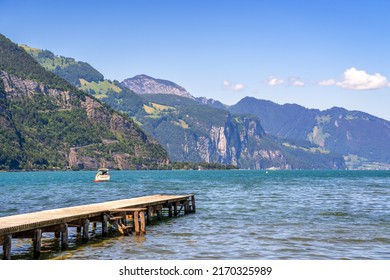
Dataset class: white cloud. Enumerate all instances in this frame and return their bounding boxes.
[266,76,284,86]
[233,83,244,91]
[318,79,337,86]
[288,77,305,87]
[320,68,389,90]
[223,80,245,91]
[337,67,389,90]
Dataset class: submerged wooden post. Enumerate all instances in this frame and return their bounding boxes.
[183,200,189,214]
[82,219,89,242]
[133,211,140,235]
[168,203,173,218]
[102,214,108,237]
[191,195,196,213]
[2,235,12,260]
[147,206,152,225]
[139,211,146,234]
[33,229,42,258]
[173,202,178,217]
[61,223,68,250]
[156,209,161,220]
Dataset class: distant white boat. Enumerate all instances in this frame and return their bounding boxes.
[94,168,110,182]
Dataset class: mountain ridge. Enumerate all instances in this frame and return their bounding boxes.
[230,96,390,169]
[16,41,355,170]
[121,74,195,99]
[0,34,169,170]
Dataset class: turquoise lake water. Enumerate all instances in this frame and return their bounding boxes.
[1,170,389,260]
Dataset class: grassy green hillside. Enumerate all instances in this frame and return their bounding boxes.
[20,44,105,86]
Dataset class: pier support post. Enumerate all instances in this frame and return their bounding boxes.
[184,200,189,214]
[139,211,146,234]
[147,206,152,225]
[102,214,108,237]
[33,229,42,258]
[133,211,140,235]
[168,203,173,217]
[191,195,196,213]
[82,219,89,243]
[156,209,161,221]
[61,223,68,250]
[173,202,178,217]
[2,234,12,260]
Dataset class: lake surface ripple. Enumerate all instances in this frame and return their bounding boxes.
[1,170,389,260]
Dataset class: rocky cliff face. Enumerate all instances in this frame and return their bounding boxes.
[121,74,195,99]
[204,115,290,169]
[0,70,169,170]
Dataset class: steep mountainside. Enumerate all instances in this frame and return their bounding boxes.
[230,97,390,169]
[0,34,169,170]
[121,74,195,99]
[21,42,345,170]
[103,92,345,169]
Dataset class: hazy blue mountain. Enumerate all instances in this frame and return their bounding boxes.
[230,97,390,169]
[104,92,345,170]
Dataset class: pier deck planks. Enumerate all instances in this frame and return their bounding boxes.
[0,194,194,236]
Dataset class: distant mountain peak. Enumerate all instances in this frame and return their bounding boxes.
[121,74,195,99]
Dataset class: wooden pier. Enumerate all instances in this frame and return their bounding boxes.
[0,194,195,260]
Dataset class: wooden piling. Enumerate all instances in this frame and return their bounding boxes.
[168,203,173,217]
[82,219,89,242]
[184,200,189,214]
[133,211,140,235]
[191,195,196,213]
[173,202,178,217]
[139,211,146,234]
[2,235,11,260]
[147,206,152,225]
[102,214,108,237]
[61,223,68,250]
[33,229,42,258]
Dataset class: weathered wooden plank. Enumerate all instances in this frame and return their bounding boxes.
[110,208,147,212]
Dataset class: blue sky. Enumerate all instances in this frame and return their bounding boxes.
[1,0,390,120]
